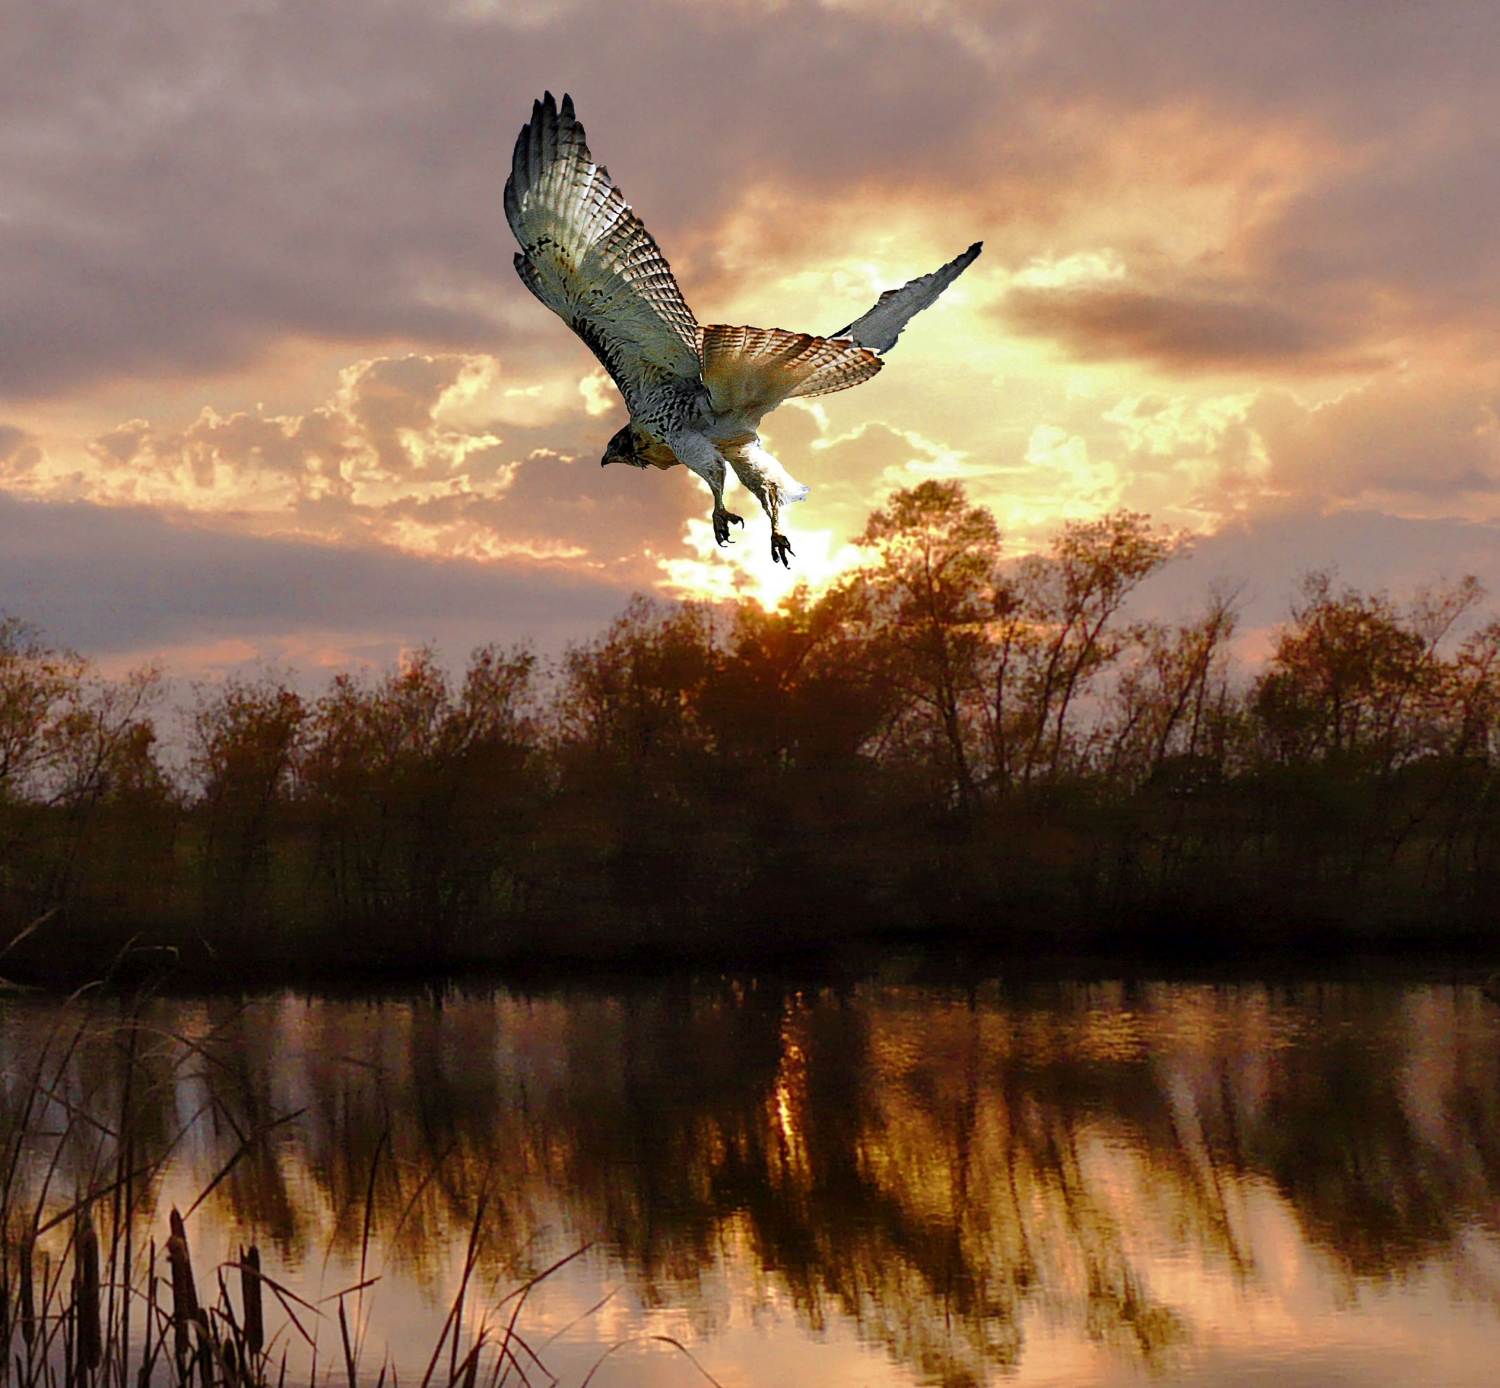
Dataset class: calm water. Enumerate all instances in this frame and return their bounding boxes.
[4,975,1500,1386]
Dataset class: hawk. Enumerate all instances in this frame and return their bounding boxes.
[505,92,981,567]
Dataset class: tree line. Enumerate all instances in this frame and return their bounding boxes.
[5,480,1500,979]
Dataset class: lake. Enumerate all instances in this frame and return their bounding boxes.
[4,973,1499,1386]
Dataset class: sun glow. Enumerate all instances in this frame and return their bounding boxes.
[658,512,869,608]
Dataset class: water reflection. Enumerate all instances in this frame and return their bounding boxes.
[3,977,1500,1385]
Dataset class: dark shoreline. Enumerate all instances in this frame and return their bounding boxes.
[8,915,1500,998]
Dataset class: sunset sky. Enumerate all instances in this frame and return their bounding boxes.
[5,0,1499,678]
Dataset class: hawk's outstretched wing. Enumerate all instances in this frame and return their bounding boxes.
[833,242,983,354]
[505,92,702,412]
[699,325,881,426]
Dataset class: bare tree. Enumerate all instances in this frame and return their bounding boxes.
[990,512,1179,786]
[1106,588,1240,789]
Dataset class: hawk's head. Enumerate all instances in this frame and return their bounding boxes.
[601,424,649,469]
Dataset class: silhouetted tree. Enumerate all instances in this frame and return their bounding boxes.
[11,491,1500,975]
[547,600,721,938]
[850,480,1002,807]
[0,616,84,799]
[299,644,539,955]
[191,676,307,943]
[0,618,171,932]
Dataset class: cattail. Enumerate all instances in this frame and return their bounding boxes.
[240,1245,264,1358]
[167,1208,200,1377]
[220,1337,243,1387]
[75,1209,103,1372]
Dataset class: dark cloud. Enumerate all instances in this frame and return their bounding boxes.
[0,0,996,401]
[997,0,1496,136]
[7,0,1499,398]
[992,2,1500,361]
[485,441,702,568]
[1001,285,1357,372]
[13,490,1500,685]
[1259,130,1500,331]
[0,492,634,660]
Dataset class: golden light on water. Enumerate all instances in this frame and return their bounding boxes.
[8,980,1500,1386]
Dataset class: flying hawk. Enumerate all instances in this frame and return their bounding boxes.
[505,92,981,567]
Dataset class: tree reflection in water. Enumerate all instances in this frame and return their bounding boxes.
[3,978,1499,1385]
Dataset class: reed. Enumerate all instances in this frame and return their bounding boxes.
[19,1236,36,1355]
[166,1208,207,1384]
[0,997,718,1388]
[0,1204,611,1387]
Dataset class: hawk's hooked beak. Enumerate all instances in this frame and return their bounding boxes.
[601,427,637,468]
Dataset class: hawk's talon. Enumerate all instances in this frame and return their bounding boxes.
[713,509,743,546]
[771,533,794,568]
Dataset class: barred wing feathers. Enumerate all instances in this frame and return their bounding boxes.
[833,241,982,354]
[699,325,881,424]
[505,92,701,410]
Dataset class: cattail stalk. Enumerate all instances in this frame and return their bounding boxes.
[75,1209,102,1373]
[240,1246,263,1359]
[167,1208,201,1382]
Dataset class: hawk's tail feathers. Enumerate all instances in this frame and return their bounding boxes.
[832,241,982,354]
[700,325,881,420]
